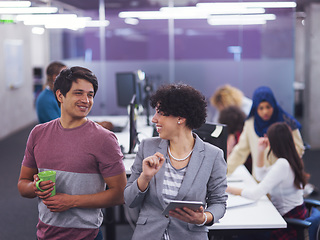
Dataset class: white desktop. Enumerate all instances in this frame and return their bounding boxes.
[209,165,287,231]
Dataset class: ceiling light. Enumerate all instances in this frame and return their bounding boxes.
[16,14,78,25]
[119,6,265,20]
[124,18,139,25]
[209,19,266,25]
[0,7,58,14]
[0,1,31,8]
[84,20,110,27]
[160,6,265,15]
[32,27,45,35]
[16,14,110,30]
[197,2,296,9]
[208,14,276,25]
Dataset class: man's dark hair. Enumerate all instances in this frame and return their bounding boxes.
[53,66,98,107]
[46,61,66,83]
[150,83,207,130]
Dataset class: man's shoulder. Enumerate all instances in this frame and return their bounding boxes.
[29,120,58,140]
[36,88,55,104]
[86,120,116,138]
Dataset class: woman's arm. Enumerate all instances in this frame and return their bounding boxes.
[227,120,252,175]
[124,140,165,208]
[229,159,288,201]
[292,129,305,157]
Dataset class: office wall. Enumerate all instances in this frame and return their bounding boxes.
[0,23,49,140]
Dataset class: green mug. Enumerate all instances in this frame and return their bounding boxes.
[36,170,56,197]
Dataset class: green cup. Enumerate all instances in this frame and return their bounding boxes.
[36,170,56,197]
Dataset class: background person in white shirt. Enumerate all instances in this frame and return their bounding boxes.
[227,122,309,240]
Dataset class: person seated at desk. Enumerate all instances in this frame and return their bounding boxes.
[124,83,227,240]
[227,122,309,240]
[218,106,253,173]
[227,86,305,178]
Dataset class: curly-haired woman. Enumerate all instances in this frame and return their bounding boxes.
[124,83,227,240]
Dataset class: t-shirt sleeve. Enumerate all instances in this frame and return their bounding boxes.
[96,131,125,178]
[21,127,38,169]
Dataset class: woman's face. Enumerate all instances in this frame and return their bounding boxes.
[257,101,274,121]
[152,109,179,140]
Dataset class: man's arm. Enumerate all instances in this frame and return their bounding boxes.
[17,165,38,198]
[42,172,127,212]
[17,165,54,199]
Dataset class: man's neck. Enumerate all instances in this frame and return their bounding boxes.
[59,116,87,129]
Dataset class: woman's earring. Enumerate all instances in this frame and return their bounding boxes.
[178,121,181,124]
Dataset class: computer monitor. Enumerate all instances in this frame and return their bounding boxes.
[193,122,228,161]
[128,95,138,154]
[116,72,137,107]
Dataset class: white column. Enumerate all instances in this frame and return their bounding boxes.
[304,3,320,148]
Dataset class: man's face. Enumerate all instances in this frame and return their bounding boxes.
[57,78,94,120]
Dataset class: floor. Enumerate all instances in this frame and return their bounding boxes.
[0,122,319,240]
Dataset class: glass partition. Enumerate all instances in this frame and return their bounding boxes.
[55,1,296,118]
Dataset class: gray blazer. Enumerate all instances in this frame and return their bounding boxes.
[124,134,228,240]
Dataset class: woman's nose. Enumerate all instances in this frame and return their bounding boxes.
[151,113,157,123]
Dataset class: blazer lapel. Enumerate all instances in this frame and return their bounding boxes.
[175,135,205,200]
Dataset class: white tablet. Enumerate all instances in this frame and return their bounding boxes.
[162,200,204,216]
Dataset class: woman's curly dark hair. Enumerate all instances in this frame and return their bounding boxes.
[150,83,207,130]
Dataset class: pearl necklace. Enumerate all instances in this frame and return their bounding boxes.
[167,146,194,161]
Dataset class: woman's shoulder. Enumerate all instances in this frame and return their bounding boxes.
[274,158,290,169]
[241,117,255,133]
[140,137,164,147]
[199,138,225,159]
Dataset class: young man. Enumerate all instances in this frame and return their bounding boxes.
[18,66,127,240]
[36,61,66,123]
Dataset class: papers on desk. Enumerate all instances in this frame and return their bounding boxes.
[227,194,255,208]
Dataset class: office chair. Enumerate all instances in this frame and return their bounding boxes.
[285,198,320,240]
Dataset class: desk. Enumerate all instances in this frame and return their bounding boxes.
[208,165,286,238]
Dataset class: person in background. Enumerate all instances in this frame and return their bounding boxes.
[218,105,246,158]
[124,83,227,240]
[18,66,127,240]
[36,61,66,123]
[35,61,114,131]
[218,106,253,173]
[227,86,305,178]
[227,122,309,239]
[210,84,252,123]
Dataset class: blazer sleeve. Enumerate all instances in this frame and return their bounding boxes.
[205,146,228,223]
[124,139,148,208]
